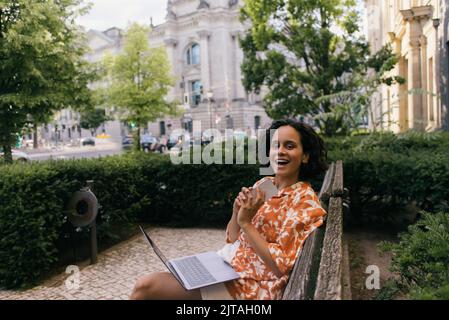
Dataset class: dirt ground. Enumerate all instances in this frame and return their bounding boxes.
[345,227,400,300]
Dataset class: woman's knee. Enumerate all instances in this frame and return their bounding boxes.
[130,273,161,300]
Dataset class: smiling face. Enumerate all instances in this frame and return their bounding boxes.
[269,125,309,180]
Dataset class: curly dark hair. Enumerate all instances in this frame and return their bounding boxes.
[262,119,328,181]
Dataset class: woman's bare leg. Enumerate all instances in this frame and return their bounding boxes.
[130,272,202,300]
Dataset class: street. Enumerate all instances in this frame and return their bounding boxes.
[29,148,124,161]
[24,139,125,161]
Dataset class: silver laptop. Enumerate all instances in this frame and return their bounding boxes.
[139,226,240,290]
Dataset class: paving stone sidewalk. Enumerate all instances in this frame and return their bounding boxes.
[0,227,226,300]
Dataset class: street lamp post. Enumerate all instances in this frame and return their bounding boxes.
[207,90,214,129]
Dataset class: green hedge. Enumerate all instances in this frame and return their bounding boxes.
[379,211,449,300]
[0,153,260,288]
[2,130,449,288]
[326,132,449,224]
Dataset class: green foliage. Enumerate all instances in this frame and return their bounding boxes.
[2,131,449,289]
[0,0,95,163]
[353,131,449,154]
[326,132,449,224]
[379,211,449,300]
[102,23,179,149]
[0,152,260,288]
[240,0,399,136]
[80,107,110,135]
[373,279,401,300]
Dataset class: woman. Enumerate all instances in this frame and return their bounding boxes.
[130,119,328,300]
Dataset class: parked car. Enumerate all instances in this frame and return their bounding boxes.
[81,137,95,146]
[23,138,34,148]
[150,137,167,153]
[166,137,180,150]
[141,134,158,152]
[122,135,134,150]
[0,149,30,162]
[201,132,214,145]
[169,141,183,157]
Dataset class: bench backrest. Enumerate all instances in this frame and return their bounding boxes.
[282,160,344,300]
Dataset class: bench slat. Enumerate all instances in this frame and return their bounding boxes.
[313,197,343,300]
[331,160,344,197]
[319,162,335,202]
[282,226,325,300]
[282,163,334,300]
[282,160,346,300]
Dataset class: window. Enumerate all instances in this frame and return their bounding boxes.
[254,116,261,130]
[226,115,234,129]
[160,121,166,136]
[191,80,202,106]
[186,43,200,65]
[182,117,193,133]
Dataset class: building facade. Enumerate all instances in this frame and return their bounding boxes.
[85,0,271,141]
[147,0,270,137]
[37,27,125,145]
[365,0,448,132]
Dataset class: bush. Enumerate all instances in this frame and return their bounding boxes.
[0,152,260,288]
[2,130,448,288]
[325,130,449,157]
[325,132,449,224]
[379,211,449,300]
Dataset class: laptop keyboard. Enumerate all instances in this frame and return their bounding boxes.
[174,256,217,288]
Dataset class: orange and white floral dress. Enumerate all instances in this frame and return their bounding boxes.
[224,177,326,300]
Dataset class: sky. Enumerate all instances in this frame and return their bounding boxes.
[76,0,168,31]
[76,0,367,36]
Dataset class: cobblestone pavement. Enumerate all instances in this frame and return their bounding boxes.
[0,227,227,300]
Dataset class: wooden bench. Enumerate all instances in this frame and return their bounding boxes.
[282,160,349,300]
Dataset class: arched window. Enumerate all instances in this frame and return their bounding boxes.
[186,43,200,65]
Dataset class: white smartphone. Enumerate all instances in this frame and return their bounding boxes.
[251,179,278,202]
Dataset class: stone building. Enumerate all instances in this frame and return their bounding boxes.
[365,0,448,132]
[85,0,271,141]
[146,0,271,137]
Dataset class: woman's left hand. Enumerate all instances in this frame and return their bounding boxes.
[237,187,265,227]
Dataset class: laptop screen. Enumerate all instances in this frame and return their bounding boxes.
[139,225,168,264]
[138,225,187,289]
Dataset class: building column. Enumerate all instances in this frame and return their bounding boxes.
[230,31,246,102]
[433,18,441,128]
[419,34,429,130]
[401,6,432,131]
[197,30,211,93]
[408,36,423,130]
[388,32,402,132]
[164,38,178,102]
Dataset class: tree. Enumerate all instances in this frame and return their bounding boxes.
[240,0,399,136]
[103,23,178,150]
[0,0,94,163]
[80,107,110,136]
[315,44,405,134]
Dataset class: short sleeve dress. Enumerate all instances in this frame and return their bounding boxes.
[224,177,327,300]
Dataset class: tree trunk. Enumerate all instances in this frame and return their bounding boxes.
[0,114,14,164]
[369,106,377,132]
[33,122,38,149]
[134,124,141,151]
[2,143,13,164]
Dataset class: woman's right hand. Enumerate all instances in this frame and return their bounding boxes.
[234,187,253,214]
[233,195,242,214]
[236,187,265,227]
